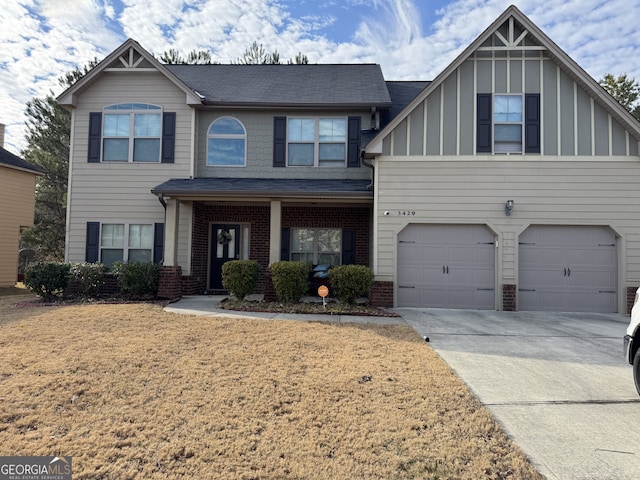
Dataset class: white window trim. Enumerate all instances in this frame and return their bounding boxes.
[286,117,347,167]
[102,104,162,163]
[206,116,247,167]
[100,222,154,265]
[493,94,524,154]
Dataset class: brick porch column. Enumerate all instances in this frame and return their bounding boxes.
[158,266,182,301]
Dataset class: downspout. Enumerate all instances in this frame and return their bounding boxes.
[361,150,375,190]
[155,192,167,209]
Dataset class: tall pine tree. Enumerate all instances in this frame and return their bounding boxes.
[21,61,97,260]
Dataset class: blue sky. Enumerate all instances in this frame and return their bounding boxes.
[1,0,639,153]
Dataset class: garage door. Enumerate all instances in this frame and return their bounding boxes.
[519,226,617,312]
[397,224,495,309]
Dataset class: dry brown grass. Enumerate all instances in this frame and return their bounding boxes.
[0,296,543,480]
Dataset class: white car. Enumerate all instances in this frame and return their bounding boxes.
[625,287,640,395]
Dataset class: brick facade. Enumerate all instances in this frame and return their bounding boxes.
[158,266,182,301]
[627,286,638,315]
[502,284,517,311]
[186,202,372,295]
[282,205,371,267]
[370,281,394,308]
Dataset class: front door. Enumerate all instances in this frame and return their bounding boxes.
[210,224,241,290]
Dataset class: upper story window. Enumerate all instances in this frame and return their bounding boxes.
[494,95,522,153]
[103,104,162,162]
[207,117,246,166]
[477,94,540,154]
[287,117,347,167]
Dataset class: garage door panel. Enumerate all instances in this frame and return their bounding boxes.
[519,226,616,313]
[397,224,495,309]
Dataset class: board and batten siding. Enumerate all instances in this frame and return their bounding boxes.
[66,71,193,271]
[381,56,639,158]
[0,167,36,286]
[374,158,640,310]
[196,109,371,180]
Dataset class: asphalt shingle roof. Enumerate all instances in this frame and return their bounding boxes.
[0,147,43,174]
[152,178,373,198]
[165,64,392,107]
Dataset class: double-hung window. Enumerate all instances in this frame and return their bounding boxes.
[100,223,153,268]
[287,118,346,167]
[477,93,540,154]
[290,228,342,265]
[103,104,162,162]
[493,95,522,153]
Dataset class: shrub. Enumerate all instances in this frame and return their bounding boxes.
[269,261,311,303]
[69,262,108,298]
[222,260,259,300]
[328,265,374,304]
[23,262,71,301]
[112,261,160,297]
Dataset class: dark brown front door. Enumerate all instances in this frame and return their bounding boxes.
[210,224,240,290]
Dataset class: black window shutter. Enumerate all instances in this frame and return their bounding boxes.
[153,223,164,264]
[273,117,286,167]
[86,222,100,262]
[341,229,355,265]
[88,113,102,163]
[280,227,290,261]
[476,94,492,153]
[347,116,361,167]
[525,94,541,153]
[161,112,176,163]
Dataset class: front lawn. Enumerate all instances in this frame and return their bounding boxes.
[0,297,542,479]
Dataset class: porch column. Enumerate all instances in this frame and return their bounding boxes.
[164,197,180,266]
[269,199,282,264]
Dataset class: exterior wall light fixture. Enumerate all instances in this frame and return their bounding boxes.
[505,199,515,216]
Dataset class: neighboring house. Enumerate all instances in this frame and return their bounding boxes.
[58,6,640,313]
[0,124,43,287]
[363,6,640,313]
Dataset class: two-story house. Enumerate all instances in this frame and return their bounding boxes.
[57,39,393,299]
[58,6,640,313]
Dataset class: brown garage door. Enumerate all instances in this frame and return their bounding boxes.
[397,224,495,309]
[518,226,617,312]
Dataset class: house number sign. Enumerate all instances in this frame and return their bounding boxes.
[384,210,416,216]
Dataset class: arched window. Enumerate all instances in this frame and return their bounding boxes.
[207,117,246,166]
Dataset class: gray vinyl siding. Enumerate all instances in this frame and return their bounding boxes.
[196,109,370,180]
[374,157,640,310]
[442,72,457,155]
[426,87,441,156]
[459,61,475,155]
[543,62,558,155]
[560,72,575,155]
[66,71,192,268]
[382,56,639,158]
[409,103,424,155]
[393,120,407,156]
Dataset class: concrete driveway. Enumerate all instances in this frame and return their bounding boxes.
[398,308,640,480]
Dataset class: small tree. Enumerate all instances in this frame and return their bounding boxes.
[222,260,259,300]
